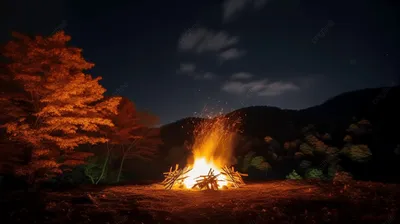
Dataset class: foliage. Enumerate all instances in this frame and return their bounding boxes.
[305,168,324,179]
[108,98,161,159]
[343,135,352,143]
[259,162,272,171]
[1,31,121,183]
[241,151,256,172]
[288,119,375,181]
[286,170,302,180]
[83,155,107,184]
[337,119,373,180]
[321,133,331,141]
[326,147,339,155]
[345,119,372,142]
[333,171,353,183]
[347,124,359,133]
[263,136,273,143]
[250,156,266,170]
[299,143,314,156]
[305,134,327,153]
[293,126,344,180]
[341,144,372,163]
[284,141,298,151]
[0,67,29,124]
[105,98,162,182]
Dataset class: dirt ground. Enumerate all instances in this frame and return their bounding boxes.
[1,180,399,224]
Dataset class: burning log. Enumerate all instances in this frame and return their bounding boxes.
[162,164,192,190]
[192,168,221,190]
[162,164,248,190]
[221,166,248,188]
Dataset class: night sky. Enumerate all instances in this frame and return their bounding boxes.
[1,0,398,125]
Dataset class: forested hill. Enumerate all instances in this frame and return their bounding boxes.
[158,85,399,182]
[161,85,400,151]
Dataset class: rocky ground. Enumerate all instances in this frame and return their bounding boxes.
[1,180,398,224]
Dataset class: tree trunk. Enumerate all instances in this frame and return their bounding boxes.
[116,153,126,183]
[95,145,112,185]
[89,176,95,184]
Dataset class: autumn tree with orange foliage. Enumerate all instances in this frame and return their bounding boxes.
[1,31,121,184]
[105,97,162,182]
[0,62,31,174]
[83,97,162,184]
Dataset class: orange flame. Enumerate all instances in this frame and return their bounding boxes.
[182,116,240,189]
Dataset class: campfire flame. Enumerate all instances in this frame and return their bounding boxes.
[183,117,237,189]
[163,116,245,190]
[182,157,228,189]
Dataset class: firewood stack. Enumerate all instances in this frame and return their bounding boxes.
[221,165,248,188]
[192,168,221,190]
[162,165,247,190]
[162,164,192,190]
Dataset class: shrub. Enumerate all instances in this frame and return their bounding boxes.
[242,151,256,172]
[333,171,353,183]
[264,136,273,143]
[343,135,352,143]
[341,144,372,162]
[250,156,265,169]
[299,143,314,156]
[286,170,302,180]
[305,168,324,179]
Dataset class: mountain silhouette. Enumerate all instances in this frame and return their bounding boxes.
[160,85,400,182]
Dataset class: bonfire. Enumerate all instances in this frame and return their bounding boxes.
[162,117,248,190]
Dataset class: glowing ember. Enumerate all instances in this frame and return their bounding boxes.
[162,116,246,190]
[182,157,228,189]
